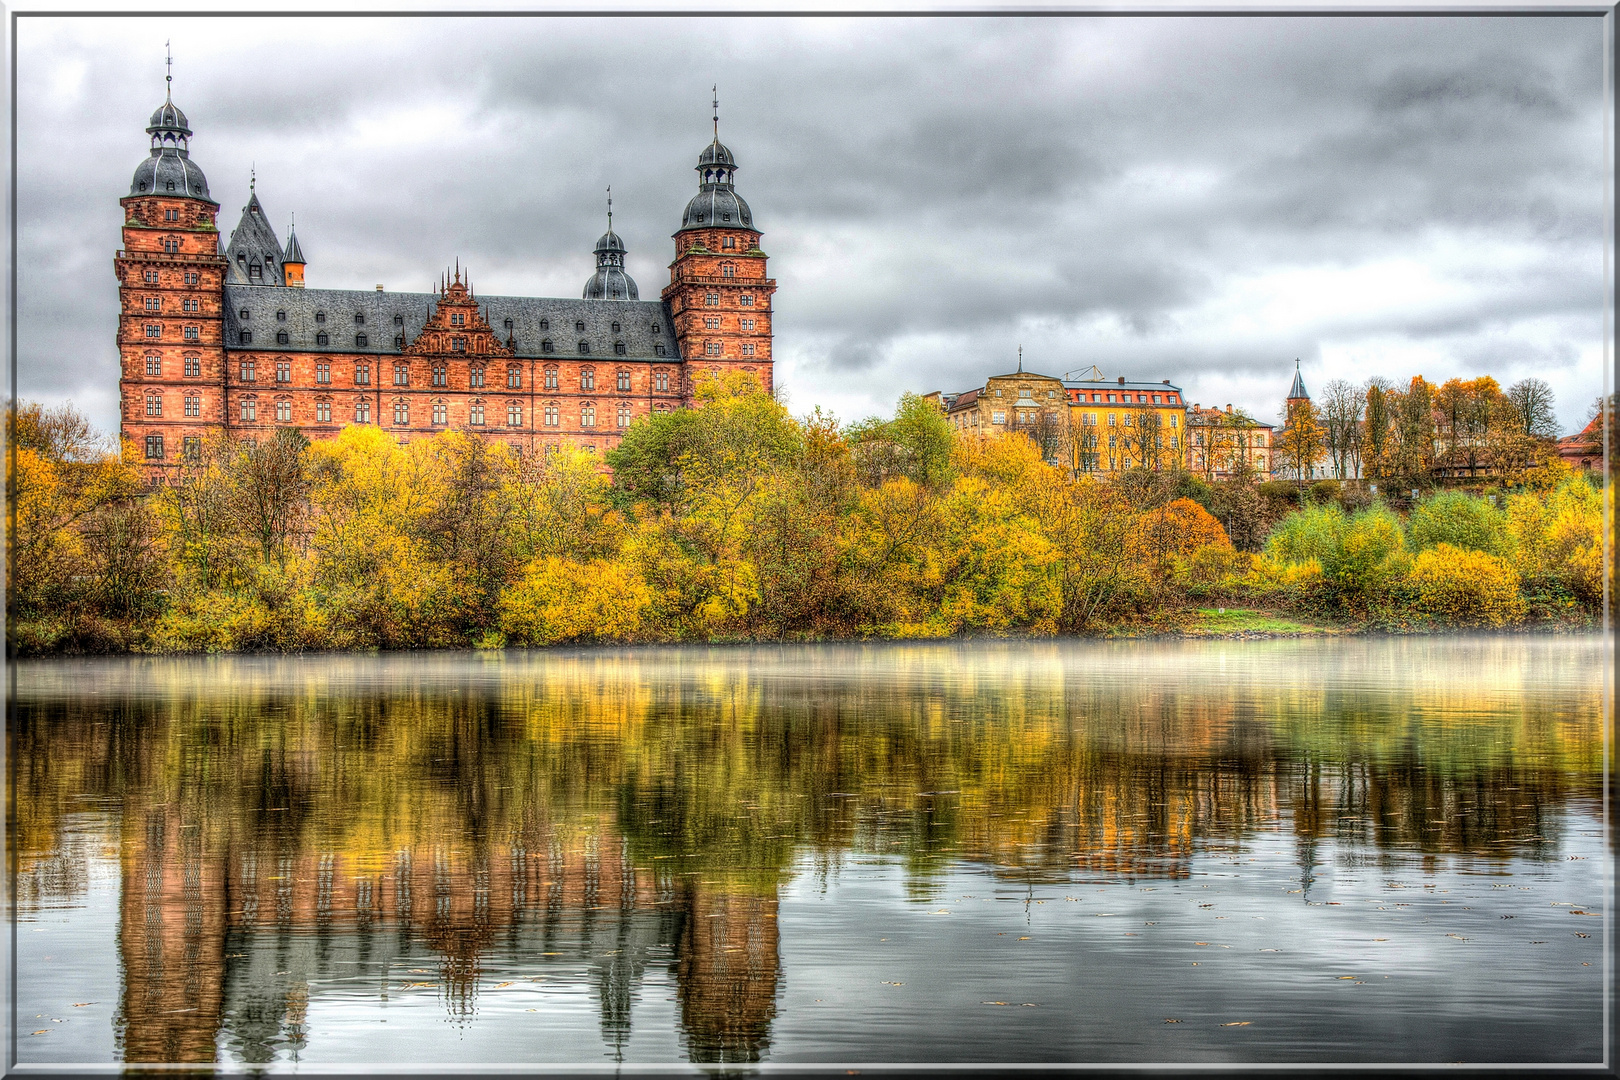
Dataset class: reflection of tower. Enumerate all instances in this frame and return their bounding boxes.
[673,885,781,1064]
[116,798,229,1063]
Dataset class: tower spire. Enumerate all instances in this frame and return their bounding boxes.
[165,40,172,100]
[1017,344,1023,373]
[713,84,719,139]
[607,185,612,232]
[250,164,255,195]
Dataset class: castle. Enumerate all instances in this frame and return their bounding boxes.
[117,78,776,464]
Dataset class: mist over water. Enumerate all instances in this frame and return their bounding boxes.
[12,637,1610,1067]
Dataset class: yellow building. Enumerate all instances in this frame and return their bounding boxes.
[1062,372,1188,474]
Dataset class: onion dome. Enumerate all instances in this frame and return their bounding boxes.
[129,86,212,201]
[583,190,639,300]
[677,139,754,233]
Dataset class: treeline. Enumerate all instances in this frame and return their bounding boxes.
[5,376,1609,654]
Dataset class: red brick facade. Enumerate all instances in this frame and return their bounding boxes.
[663,226,777,395]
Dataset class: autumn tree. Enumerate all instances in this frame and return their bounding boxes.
[1319,379,1365,480]
[1275,398,1325,490]
[1506,378,1559,439]
[1362,377,1396,482]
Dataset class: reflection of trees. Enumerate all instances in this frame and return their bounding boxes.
[9,642,1605,1064]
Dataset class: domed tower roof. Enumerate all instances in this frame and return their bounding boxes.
[129,56,214,202]
[583,188,639,301]
[676,91,755,234]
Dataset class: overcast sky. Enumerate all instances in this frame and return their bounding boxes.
[14,12,1609,436]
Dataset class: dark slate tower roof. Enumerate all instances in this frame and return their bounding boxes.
[129,87,213,202]
[282,225,306,265]
[677,137,755,233]
[1288,361,1309,401]
[583,227,639,301]
[224,189,286,286]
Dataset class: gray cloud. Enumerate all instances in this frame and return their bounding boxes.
[14,14,1607,436]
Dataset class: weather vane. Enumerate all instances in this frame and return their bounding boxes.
[712,85,719,138]
[607,185,613,231]
[165,40,172,96]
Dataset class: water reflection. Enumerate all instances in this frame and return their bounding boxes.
[12,637,1607,1064]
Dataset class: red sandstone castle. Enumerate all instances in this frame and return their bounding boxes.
[118,81,775,464]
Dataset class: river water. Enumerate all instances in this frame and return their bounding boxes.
[11,637,1611,1069]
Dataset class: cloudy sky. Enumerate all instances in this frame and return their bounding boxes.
[15,12,1609,436]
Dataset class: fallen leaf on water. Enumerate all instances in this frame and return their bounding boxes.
[1221,1022,1252,1027]
[71,1003,96,1007]
[1164,1019,1181,1024]
[929,909,951,915]
[1576,933,1590,938]
[525,1008,538,1012]
[1017,936,1031,941]
[401,982,436,989]
[880,981,905,986]
[982,1001,1010,1006]
[32,1031,49,1036]
[493,982,513,989]
[1021,1003,1038,1007]
[1337,976,1356,980]
[1194,942,1210,946]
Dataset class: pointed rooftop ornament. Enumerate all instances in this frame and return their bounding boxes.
[713,84,719,139]
[1017,345,1023,373]
[165,39,173,100]
[250,164,255,195]
[607,184,613,232]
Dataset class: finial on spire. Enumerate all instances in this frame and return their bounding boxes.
[713,84,719,139]
[165,40,173,99]
[1017,344,1023,373]
[250,164,255,194]
[607,185,613,231]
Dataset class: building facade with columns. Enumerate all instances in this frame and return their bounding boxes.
[117,85,775,466]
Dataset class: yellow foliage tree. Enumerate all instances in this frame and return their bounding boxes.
[1408,543,1526,627]
[498,556,651,645]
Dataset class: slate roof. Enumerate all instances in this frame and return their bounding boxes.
[224,193,287,287]
[222,286,681,361]
[131,94,213,202]
[1063,378,1185,395]
[283,228,306,265]
[1288,367,1309,400]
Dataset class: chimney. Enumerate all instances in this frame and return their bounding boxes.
[376,284,384,292]
[1162,379,1170,385]
[1118,376,1126,385]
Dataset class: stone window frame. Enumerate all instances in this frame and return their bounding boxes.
[469,400,486,426]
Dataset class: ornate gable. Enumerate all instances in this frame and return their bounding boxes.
[404,268,514,359]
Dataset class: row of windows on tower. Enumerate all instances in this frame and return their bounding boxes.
[141,270,201,286]
[212,356,672,394]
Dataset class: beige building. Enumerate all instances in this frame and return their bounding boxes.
[1187,404,1273,480]
[930,370,1071,466]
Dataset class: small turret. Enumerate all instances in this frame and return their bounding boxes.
[282,220,306,288]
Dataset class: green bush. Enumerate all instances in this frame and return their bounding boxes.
[1308,479,1341,503]
[1264,503,1344,567]
[1408,490,1509,557]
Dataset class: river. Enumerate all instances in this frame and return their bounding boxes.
[11,636,1610,1068]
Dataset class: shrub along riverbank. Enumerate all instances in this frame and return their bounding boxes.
[6,377,1610,656]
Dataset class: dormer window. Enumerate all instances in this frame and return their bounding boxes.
[504,318,513,329]
[355,313,365,325]
[575,321,585,332]
[276,310,286,321]
[539,319,549,330]
[611,321,620,333]
[541,339,553,353]
[652,324,661,334]
[166,181,176,192]
[394,314,404,326]
[315,311,326,323]
[239,309,250,320]
[451,313,465,327]
[248,262,262,281]
[578,341,591,355]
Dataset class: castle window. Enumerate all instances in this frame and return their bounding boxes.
[145,297,161,311]
[240,331,252,345]
[355,313,365,325]
[277,310,286,321]
[507,366,522,389]
[544,368,558,390]
[164,208,179,221]
[720,263,735,278]
[616,370,631,391]
[741,343,755,356]
[705,342,721,356]
[316,331,329,346]
[740,295,753,306]
[451,336,466,351]
[393,400,409,426]
[144,434,164,459]
[654,370,669,392]
[470,366,485,388]
[163,237,180,253]
[276,331,289,344]
[393,314,404,327]
[185,299,200,313]
[355,363,371,385]
[315,311,326,323]
[316,361,330,384]
[432,365,446,387]
[450,313,464,327]
[276,361,291,383]
[575,321,586,333]
[504,318,513,330]
[240,399,257,422]
[184,271,199,286]
[705,293,719,306]
[654,344,666,356]
[652,324,661,334]
[239,309,250,320]
[432,401,447,425]
[394,364,409,386]
[1171,415,1179,428]
[539,319,549,331]
[184,394,201,417]
[165,181,175,192]
[541,339,554,353]
[507,402,523,427]
[470,401,485,425]
[239,359,255,382]
[182,436,200,461]
[145,394,162,417]
[544,403,559,427]
[580,403,596,428]
[705,317,720,330]
[578,341,590,355]
[723,236,735,250]
[316,401,332,423]
[248,262,261,281]
[611,321,621,333]
[355,399,370,424]
[614,341,626,355]
[276,400,293,423]
[145,324,162,339]
[617,403,632,428]
[143,270,159,284]
[145,354,162,376]
[356,333,369,347]
[740,318,754,331]
[722,213,731,222]
[580,368,595,391]
[1108,413,1116,426]
[185,356,201,377]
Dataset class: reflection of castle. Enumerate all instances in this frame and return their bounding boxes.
[116,797,780,1064]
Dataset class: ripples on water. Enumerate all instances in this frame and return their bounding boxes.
[11,636,1610,1067]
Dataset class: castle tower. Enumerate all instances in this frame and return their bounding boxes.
[1287,359,1309,406]
[281,222,306,288]
[661,95,776,401]
[116,60,227,466]
[583,189,638,300]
